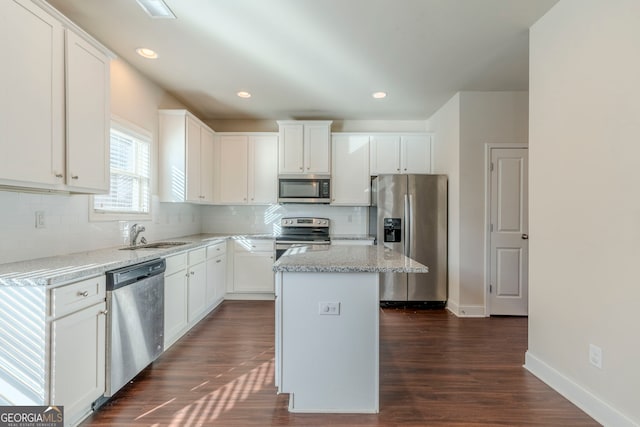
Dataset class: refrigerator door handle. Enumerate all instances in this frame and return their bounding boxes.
[408,193,415,258]
[404,193,411,257]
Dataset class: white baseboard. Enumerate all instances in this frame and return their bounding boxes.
[524,351,638,427]
[225,293,275,301]
[446,300,486,317]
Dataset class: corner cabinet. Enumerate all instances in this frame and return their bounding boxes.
[0,0,111,193]
[277,121,332,175]
[370,134,432,175]
[213,133,278,204]
[159,110,215,204]
[331,134,371,206]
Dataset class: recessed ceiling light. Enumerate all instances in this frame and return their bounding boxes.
[237,91,252,99]
[136,0,176,19]
[136,48,158,59]
[372,91,387,99]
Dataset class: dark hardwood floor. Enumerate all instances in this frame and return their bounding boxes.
[81,301,599,426]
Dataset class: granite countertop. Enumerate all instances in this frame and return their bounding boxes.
[0,233,276,287]
[330,234,375,241]
[273,244,428,273]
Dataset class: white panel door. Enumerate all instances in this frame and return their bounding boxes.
[370,135,400,174]
[489,148,529,315]
[249,135,278,204]
[401,135,431,174]
[65,30,110,192]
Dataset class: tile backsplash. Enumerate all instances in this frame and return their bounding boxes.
[200,204,368,236]
[0,192,200,264]
[0,191,369,264]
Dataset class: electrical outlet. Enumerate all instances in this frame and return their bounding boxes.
[35,211,45,229]
[318,302,340,315]
[589,344,602,369]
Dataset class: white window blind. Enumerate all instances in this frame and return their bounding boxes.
[93,120,151,216]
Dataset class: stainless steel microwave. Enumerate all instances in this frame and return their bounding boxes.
[278,176,331,204]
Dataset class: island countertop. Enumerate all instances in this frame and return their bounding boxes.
[273,244,428,273]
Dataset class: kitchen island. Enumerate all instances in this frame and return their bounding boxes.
[273,244,428,413]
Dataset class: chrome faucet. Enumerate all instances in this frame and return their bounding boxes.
[129,223,146,246]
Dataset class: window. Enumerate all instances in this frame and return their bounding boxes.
[91,117,151,221]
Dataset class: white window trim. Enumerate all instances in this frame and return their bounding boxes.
[89,115,153,222]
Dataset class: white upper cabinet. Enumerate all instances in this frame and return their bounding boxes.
[0,0,111,193]
[159,109,215,204]
[370,134,432,175]
[331,134,371,206]
[65,30,110,192]
[278,121,332,175]
[214,133,278,205]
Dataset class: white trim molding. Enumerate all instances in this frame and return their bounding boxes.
[525,351,638,427]
[446,300,486,317]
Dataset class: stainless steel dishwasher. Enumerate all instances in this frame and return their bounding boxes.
[104,258,165,397]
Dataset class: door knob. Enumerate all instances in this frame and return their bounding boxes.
[522,234,529,240]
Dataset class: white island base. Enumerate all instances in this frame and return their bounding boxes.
[275,271,379,413]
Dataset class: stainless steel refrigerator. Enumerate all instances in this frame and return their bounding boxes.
[371,174,447,302]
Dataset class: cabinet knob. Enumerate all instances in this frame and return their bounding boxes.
[216,259,222,263]
[306,167,310,170]
[55,173,63,178]
[190,271,195,276]
[100,310,109,316]
[299,167,303,170]
[397,168,400,171]
[71,175,79,180]
[404,168,407,171]
[78,290,89,297]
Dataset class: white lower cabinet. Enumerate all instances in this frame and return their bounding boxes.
[229,239,275,296]
[163,252,188,349]
[164,242,228,350]
[49,275,107,427]
[206,242,227,309]
[187,248,207,323]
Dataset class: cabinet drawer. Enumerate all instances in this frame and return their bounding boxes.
[188,247,206,264]
[234,239,274,253]
[207,242,226,258]
[165,252,187,276]
[51,275,106,318]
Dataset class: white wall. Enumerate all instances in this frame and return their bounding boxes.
[459,92,528,312]
[428,94,461,309]
[427,91,528,316]
[0,58,200,264]
[526,1,640,425]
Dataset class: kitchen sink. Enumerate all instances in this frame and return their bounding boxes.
[120,241,189,250]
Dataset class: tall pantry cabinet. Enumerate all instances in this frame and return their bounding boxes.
[0,0,112,193]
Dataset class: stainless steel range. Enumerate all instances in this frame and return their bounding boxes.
[275,217,330,260]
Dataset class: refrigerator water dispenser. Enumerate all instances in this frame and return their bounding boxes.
[383,218,402,242]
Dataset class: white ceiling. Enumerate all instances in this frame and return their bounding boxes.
[46,0,558,121]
